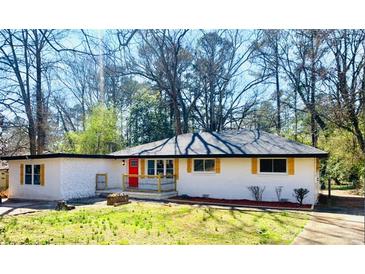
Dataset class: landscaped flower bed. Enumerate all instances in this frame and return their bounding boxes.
[169,196,312,210]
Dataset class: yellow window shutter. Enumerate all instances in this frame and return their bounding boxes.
[288,158,295,175]
[187,158,192,173]
[5,172,9,187]
[140,159,145,176]
[316,158,320,172]
[40,164,45,186]
[251,158,257,174]
[215,158,221,173]
[20,163,24,185]
[174,159,179,180]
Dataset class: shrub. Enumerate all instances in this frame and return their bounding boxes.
[247,186,265,201]
[275,186,283,201]
[293,188,309,205]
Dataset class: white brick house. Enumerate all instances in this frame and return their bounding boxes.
[2,129,327,205]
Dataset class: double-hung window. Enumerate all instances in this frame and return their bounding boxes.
[259,159,287,173]
[24,164,42,185]
[193,159,216,172]
[147,160,155,175]
[165,160,174,178]
[147,159,174,178]
[25,165,33,185]
[156,160,164,176]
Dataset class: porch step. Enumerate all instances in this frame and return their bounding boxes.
[96,188,177,200]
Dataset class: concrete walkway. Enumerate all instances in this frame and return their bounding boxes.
[0,199,56,216]
[294,190,364,245]
[293,211,364,244]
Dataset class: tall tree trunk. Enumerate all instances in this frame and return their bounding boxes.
[310,31,318,147]
[34,30,46,154]
[352,116,365,155]
[274,36,281,134]
[172,94,182,135]
[361,66,365,116]
[294,79,299,141]
[7,30,37,154]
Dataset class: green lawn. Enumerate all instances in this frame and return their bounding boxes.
[0,202,308,245]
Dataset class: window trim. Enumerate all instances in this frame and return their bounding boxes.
[258,158,288,175]
[192,158,216,173]
[23,164,42,186]
[145,159,175,177]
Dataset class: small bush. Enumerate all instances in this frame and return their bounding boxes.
[293,188,309,205]
[247,186,265,201]
[275,186,283,201]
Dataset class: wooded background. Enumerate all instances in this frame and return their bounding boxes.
[0,29,364,186]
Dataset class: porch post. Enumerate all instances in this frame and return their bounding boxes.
[157,175,161,193]
[174,175,177,191]
[122,174,126,191]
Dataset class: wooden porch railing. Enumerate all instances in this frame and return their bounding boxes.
[122,174,177,193]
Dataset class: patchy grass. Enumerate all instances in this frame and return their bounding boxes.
[0,202,308,245]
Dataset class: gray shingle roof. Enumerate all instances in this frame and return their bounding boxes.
[110,129,328,158]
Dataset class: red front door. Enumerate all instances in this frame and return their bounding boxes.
[128,158,139,187]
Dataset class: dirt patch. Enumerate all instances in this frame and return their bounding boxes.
[169,196,312,210]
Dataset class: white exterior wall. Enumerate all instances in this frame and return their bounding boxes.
[59,158,126,200]
[8,156,318,204]
[8,159,62,200]
[8,158,127,201]
[177,157,318,204]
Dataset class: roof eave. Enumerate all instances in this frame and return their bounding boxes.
[111,153,329,159]
[0,153,127,161]
[1,152,329,161]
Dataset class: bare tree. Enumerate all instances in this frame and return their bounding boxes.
[0,29,65,154]
[192,30,267,132]
[280,30,328,146]
[325,30,365,155]
[125,29,193,134]
[0,30,38,154]
[254,30,284,134]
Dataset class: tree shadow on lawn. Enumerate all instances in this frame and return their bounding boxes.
[190,203,309,228]
[228,209,309,231]
[138,204,195,220]
[205,209,303,244]
[192,206,307,237]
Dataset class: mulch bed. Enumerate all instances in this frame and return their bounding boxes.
[168,196,312,210]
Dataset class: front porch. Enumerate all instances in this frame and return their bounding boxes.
[122,174,176,192]
[95,174,178,200]
[96,188,177,200]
